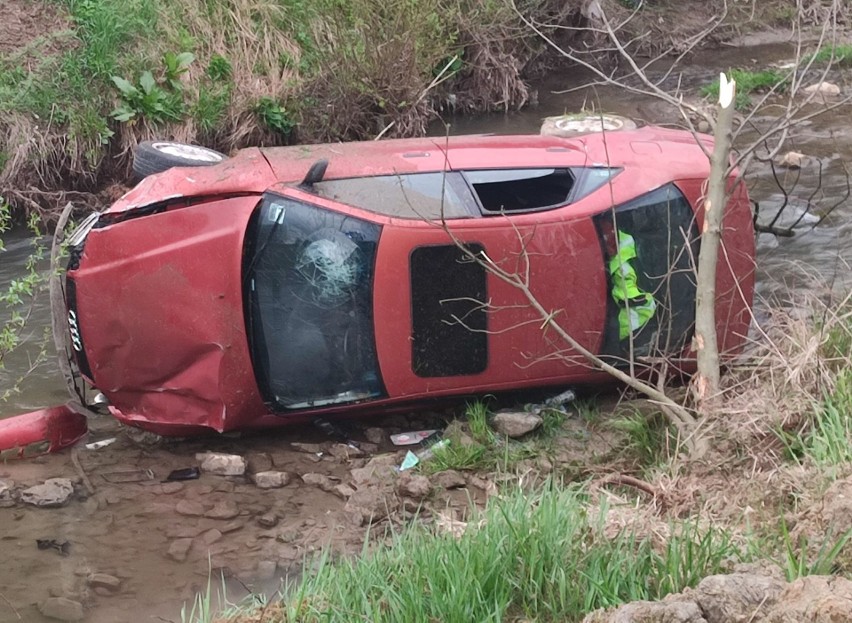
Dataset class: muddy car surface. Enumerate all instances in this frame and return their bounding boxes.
[62,128,755,435]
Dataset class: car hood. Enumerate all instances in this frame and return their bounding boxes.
[70,196,267,433]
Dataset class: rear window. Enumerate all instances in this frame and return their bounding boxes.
[313,173,474,219]
[465,168,574,213]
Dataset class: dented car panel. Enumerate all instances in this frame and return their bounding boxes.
[64,130,756,435]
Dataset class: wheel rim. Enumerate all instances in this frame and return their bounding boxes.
[553,114,627,133]
[151,142,224,163]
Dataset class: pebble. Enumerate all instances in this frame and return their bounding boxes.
[204,501,240,520]
[167,538,193,562]
[20,478,74,508]
[196,452,246,476]
[38,597,84,621]
[175,500,206,517]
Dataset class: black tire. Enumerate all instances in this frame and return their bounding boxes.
[133,141,228,179]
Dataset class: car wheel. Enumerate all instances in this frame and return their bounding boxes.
[133,141,228,179]
[540,113,638,138]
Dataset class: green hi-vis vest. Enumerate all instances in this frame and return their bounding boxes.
[608,231,657,340]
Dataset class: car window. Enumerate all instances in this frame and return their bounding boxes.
[410,244,488,377]
[244,194,384,409]
[595,183,700,358]
[464,168,575,213]
[313,172,475,219]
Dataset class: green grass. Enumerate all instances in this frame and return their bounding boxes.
[804,369,852,466]
[608,408,675,469]
[806,45,852,67]
[270,482,745,623]
[700,68,788,110]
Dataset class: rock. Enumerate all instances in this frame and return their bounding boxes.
[804,81,841,97]
[397,473,432,499]
[245,452,273,474]
[167,538,193,562]
[0,478,14,507]
[433,470,466,490]
[350,454,399,486]
[491,411,542,438]
[582,597,705,623]
[777,151,807,169]
[220,520,244,534]
[291,442,324,454]
[38,597,85,622]
[765,575,852,622]
[160,482,184,494]
[205,501,240,520]
[175,500,206,517]
[252,471,292,489]
[201,529,223,545]
[364,427,385,445]
[694,573,784,622]
[197,452,246,476]
[344,489,395,525]
[88,573,121,592]
[21,478,74,507]
[301,473,339,492]
[329,443,365,460]
[257,513,279,528]
[333,484,356,499]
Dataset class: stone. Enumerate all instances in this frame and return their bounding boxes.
[803,81,841,96]
[38,597,85,622]
[333,484,356,499]
[397,473,432,499]
[197,452,246,476]
[291,442,324,454]
[257,513,279,528]
[433,470,466,490]
[252,471,292,489]
[364,427,385,445]
[160,482,184,494]
[301,473,339,492]
[777,151,806,169]
[694,573,784,622]
[175,500,206,517]
[350,455,399,486]
[21,478,74,507]
[344,489,395,524]
[167,538,193,562]
[220,521,244,534]
[582,597,705,623]
[0,478,14,507]
[245,452,273,474]
[256,560,277,580]
[491,411,542,438]
[205,501,240,520]
[201,529,223,545]
[765,575,852,623]
[329,443,365,460]
[88,573,121,592]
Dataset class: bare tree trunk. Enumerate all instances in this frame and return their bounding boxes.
[693,74,736,411]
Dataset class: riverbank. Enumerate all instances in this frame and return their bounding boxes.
[1,0,843,217]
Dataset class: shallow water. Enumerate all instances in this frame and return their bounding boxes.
[1,40,850,622]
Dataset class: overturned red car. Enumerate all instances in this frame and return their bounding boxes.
[60,125,755,435]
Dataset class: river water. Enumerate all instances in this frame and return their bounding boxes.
[0,41,849,622]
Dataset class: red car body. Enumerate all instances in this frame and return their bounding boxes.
[63,128,755,435]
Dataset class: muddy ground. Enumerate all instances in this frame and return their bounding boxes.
[2,403,609,623]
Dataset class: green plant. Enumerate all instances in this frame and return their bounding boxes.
[778,517,851,580]
[0,201,49,402]
[465,400,495,445]
[192,85,229,134]
[254,96,296,135]
[111,71,183,123]
[609,408,674,468]
[162,51,195,90]
[206,54,232,82]
[274,482,744,622]
[805,370,852,465]
[700,68,787,110]
[806,45,852,67]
